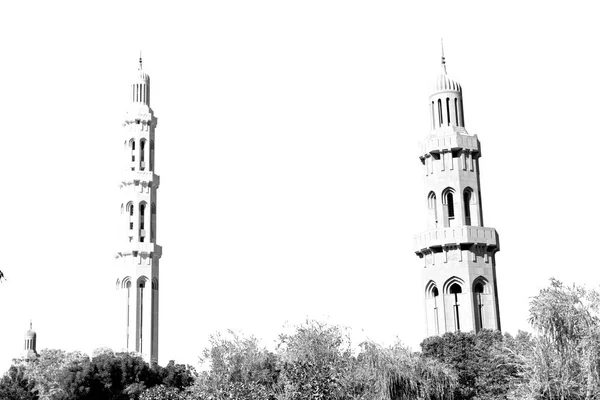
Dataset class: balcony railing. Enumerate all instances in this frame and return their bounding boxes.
[414,226,499,252]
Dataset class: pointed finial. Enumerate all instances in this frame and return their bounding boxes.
[139,50,143,70]
[441,38,447,74]
[29,320,32,330]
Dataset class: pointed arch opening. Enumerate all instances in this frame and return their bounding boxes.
[444,277,464,332]
[149,140,155,170]
[463,188,473,226]
[446,97,451,126]
[427,191,438,228]
[126,202,134,232]
[140,139,146,171]
[129,139,136,166]
[425,281,440,335]
[139,202,147,242]
[454,98,459,126]
[151,203,156,242]
[425,280,439,298]
[447,193,454,219]
[437,99,443,126]
[121,276,132,349]
[442,188,456,227]
[473,277,490,332]
[136,276,149,352]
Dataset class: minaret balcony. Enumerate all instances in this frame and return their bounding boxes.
[115,242,162,259]
[414,226,498,254]
[120,171,160,188]
[420,129,480,158]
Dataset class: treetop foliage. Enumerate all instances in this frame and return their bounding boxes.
[3,279,600,399]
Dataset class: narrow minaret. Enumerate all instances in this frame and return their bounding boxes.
[23,321,37,359]
[414,48,501,336]
[115,56,161,363]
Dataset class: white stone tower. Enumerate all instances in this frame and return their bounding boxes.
[22,321,37,360]
[414,48,501,336]
[115,56,161,363]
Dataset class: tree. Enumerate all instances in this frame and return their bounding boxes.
[514,279,600,400]
[15,348,193,400]
[160,361,196,390]
[140,385,187,400]
[276,320,355,400]
[275,319,457,400]
[188,330,279,399]
[357,340,457,400]
[0,364,38,400]
[24,349,89,400]
[421,330,523,400]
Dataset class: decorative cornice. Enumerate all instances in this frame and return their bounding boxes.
[119,172,160,189]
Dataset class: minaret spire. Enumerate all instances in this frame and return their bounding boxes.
[441,39,447,74]
[139,50,143,70]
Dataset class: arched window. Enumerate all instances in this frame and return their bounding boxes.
[425,281,440,335]
[449,283,462,294]
[431,101,435,129]
[140,139,146,171]
[449,283,462,331]
[442,188,456,227]
[472,277,489,332]
[122,277,132,349]
[151,203,156,241]
[437,99,443,126]
[130,139,136,168]
[446,98,451,126]
[447,192,454,219]
[428,192,436,209]
[139,203,146,242]
[428,192,438,227]
[136,276,148,352]
[463,190,472,225]
[126,202,134,231]
[474,282,484,330]
[454,98,459,126]
[426,281,439,298]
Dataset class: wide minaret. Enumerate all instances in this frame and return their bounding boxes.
[115,57,161,363]
[414,48,501,336]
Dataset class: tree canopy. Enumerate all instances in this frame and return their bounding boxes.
[3,279,600,400]
[2,350,195,400]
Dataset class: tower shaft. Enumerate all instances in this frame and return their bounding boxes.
[414,56,501,336]
[116,60,161,363]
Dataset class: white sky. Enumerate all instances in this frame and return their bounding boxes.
[1,1,600,371]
